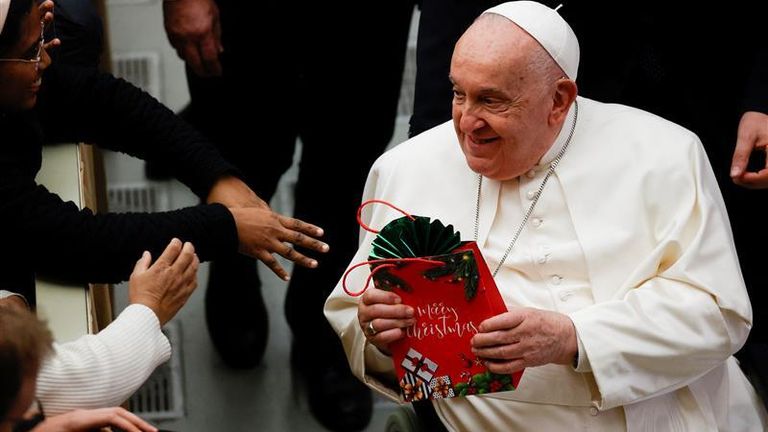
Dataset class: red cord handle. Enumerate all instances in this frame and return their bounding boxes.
[342,257,444,297]
[344,199,437,296]
[356,199,416,234]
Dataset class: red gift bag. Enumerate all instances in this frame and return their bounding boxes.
[345,201,524,401]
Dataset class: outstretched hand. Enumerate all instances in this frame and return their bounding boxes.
[207,176,328,280]
[129,238,199,325]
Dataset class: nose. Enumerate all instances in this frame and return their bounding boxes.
[457,103,486,134]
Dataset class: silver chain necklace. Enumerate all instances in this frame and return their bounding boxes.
[474,100,579,277]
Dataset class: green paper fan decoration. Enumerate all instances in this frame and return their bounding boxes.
[369,216,461,260]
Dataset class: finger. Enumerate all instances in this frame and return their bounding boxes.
[279,215,324,238]
[43,38,61,51]
[171,242,196,271]
[735,170,768,189]
[369,327,406,346]
[484,358,526,375]
[478,311,525,333]
[471,329,516,349]
[116,407,158,432]
[107,415,143,432]
[255,250,289,281]
[359,303,414,323]
[361,287,402,306]
[181,43,205,76]
[275,243,318,268]
[367,317,416,333]
[731,132,756,178]
[154,238,183,267]
[133,251,152,274]
[286,229,330,253]
[472,342,522,360]
[185,277,199,296]
[180,254,200,287]
[102,411,154,432]
[38,0,54,16]
[198,34,223,76]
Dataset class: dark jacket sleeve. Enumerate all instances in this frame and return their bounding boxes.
[0,162,238,284]
[36,64,239,198]
[744,47,768,114]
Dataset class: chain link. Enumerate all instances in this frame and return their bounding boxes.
[474,100,579,277]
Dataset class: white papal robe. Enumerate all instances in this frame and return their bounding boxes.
[324,97,767,431]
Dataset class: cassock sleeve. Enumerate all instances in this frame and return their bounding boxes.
[568,134,752,410]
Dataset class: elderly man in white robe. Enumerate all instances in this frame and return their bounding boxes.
[324,1,768,431]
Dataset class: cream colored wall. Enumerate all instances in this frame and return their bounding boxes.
[35,144,92,343]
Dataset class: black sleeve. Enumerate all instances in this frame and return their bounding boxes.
[0,166,239,284]
[744,47,768,114]
[36,64,240,198]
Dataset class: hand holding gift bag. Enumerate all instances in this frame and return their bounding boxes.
[344,200,523,402]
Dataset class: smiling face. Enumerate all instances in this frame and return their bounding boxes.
[451,15,573,181]
[0,1,49,111]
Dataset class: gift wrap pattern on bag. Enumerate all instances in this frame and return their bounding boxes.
[368,215,523,401]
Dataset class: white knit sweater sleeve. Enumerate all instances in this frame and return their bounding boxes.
[36,304,171,415]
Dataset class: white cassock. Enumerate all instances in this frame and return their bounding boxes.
[324,97,767,431]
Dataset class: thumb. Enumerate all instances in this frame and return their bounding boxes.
[133,251,152,274]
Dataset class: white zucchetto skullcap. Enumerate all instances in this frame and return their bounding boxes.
[482,1,580,80]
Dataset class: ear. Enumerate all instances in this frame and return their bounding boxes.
[549,78,578,126]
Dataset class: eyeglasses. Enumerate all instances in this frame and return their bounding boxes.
[0,21,46,72]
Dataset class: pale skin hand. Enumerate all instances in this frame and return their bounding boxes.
[471,307,577,374]
[207,176,330,281]
[30,407,157,432]
[730,111,768,189]
[129,238,199,326]
[163,0,223,77]
[357,287,415,355]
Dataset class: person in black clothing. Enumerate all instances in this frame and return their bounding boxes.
[0,0,328,304]
[163,1,414,429]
